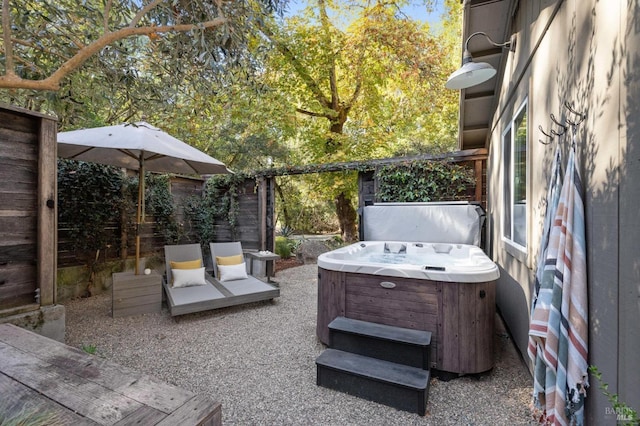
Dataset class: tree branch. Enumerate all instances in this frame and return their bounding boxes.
[10,37,71,62]
[348,78,363,107]
[260,24,332,112]
[0,18,228,91]
[47,20,86,50]
[12,54,47,74]
[296,107,332,119]
[104,0,112,33]
[130,0,163,28]
[317,0,339,110]
[2,0,15,77]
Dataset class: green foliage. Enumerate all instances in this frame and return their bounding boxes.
[325,235,346,250]
[145,174,181,244]
[183,174,250,250]
[257,0,463,239]
[275,236,296,258]
[205,174,245,236]
[0,0,294,176]
[82,344,97,355]
[182,195,216,250]
[0,403,65,426]
[375,160,475,203]
[276,175,341,234]
[7,0,467,245]
[277,225,295,238]
[261,0,461,165]
[58,160,125,255]
[589,366,639,425]
[0,0,287,92]
[59,161,182,266]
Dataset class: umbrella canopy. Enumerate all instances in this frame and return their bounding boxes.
[58,121,230,175]
[58,121,231,274]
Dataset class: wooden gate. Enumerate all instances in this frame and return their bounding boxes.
[0,105,57,315]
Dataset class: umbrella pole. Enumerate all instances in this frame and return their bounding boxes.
[135,196,141,275]
[135,155,145,275]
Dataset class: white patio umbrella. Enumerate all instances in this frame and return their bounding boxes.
[58,121,231,274]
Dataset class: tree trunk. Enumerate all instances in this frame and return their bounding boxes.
[274,179,292,229]
[327,107,358,242]
[335,192,358,242]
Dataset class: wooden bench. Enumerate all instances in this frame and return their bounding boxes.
[0,323,221,425]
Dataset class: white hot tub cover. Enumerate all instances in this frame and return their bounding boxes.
[362,202,485,246]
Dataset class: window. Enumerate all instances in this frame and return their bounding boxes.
[503,100,528,249]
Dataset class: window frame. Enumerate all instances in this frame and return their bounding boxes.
[501,98,528,255]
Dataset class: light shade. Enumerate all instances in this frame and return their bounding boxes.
[445,60,496,90]
[445,32,515,90]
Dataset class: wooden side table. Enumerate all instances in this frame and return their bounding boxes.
[112,270,162,318]
[245,251,280,282]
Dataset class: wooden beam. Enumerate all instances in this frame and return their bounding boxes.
[256,149,488,178]
[474,159,484,204]
[38,117,57,306]
[258,177,267,251]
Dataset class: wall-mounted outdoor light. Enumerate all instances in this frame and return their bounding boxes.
[445,32,516,90]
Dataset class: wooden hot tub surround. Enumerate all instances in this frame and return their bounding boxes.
[317,267,496,375]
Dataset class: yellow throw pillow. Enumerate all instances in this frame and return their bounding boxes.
[170,259,202,270]
[216,254,244,266]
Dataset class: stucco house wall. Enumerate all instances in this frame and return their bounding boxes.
[482,0,639,422]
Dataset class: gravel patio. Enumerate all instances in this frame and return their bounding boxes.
[64,264,534,425]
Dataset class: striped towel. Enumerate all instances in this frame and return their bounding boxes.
[529,147,589,425]
[528,146,562,405]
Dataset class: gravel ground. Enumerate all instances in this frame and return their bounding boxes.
[65,264,534,425]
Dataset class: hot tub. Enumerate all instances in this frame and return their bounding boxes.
[317,241,499,282]
[317,240,499,375]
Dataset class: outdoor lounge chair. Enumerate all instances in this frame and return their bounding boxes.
[163,243,280,317]
[209,241,280,299]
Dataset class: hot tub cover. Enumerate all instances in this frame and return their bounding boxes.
[362,202,484,246]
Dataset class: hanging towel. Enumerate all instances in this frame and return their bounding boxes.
[528,145,563,405]
[534,145,564,296]
[529,146,589,425]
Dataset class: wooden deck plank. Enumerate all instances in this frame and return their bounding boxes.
[0,323,222,426]
[0,342,142,424]
[0,323,193,412]
[155,395,222,426]
[0,373,98,425]
[113,405,167,426]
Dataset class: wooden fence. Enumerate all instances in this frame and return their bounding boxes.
[57,149,487,268]
[57,176,272,268]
